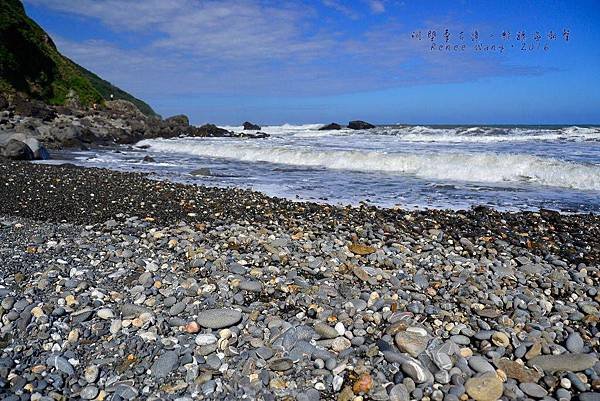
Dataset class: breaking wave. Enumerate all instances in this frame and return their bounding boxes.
[136,139,600,191]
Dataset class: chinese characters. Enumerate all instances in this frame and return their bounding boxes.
[411,29,571,53]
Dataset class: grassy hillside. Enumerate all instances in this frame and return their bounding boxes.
[0,0,156,115]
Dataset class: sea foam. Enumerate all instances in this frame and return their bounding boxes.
[136,139,600,191]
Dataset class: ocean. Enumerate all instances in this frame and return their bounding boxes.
[43,124,600,212]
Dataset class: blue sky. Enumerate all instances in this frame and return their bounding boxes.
[24,0,600,124]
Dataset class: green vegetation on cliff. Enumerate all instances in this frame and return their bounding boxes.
[0,0,156,115]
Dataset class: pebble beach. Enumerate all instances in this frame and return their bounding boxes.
[0,159,599,401]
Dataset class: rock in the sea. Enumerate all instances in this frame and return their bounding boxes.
[243,121,261,130]
[465,373,504,401]
[1,139,34,160]
[197,308,242,329]
[238,131,269,139]
[318,123,342,131]
[190,168,212,176]
[347,120,375,130]
[528,354,598,373]
[197,124,232,137]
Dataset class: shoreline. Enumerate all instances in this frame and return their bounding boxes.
[0,159,599,399]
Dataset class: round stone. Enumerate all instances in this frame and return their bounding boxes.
[565,332,584,353]
[96,308,114,320]
[465,373,504,401]
[84,365,99,383]
[519,382,548,398]
[331,337,351,352]
[197,309,242,329]
[195,334,218,346]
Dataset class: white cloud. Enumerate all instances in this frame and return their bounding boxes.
[321,0,359,19]
[365,0,386,14]
[28,0,546,101]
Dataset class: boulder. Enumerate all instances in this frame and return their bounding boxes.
[319,123,342,131]
[165,115,190,127]
[348,120,375,130]
[6,133,49,160]
[243,121,261,130]
[1,139,34,160]
[25,138,50,160]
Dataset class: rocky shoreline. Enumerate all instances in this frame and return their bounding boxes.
[0,94,268,160]
[0,160,599,401]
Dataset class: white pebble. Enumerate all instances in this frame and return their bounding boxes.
[334,322,345,336]
[195,334,218,346]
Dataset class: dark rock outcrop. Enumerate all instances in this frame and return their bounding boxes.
[319,123,342,131]
[348,120,375,130]
[12,95,56,121]
[1,139,34,160]
[0,98,270,152]
[243,121,261,130]
[196,124,232,137]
